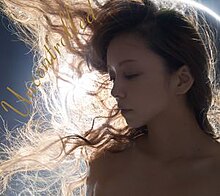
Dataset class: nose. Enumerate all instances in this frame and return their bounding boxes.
[111,83,126,100]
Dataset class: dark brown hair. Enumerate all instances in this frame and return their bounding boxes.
[85,0,219,139]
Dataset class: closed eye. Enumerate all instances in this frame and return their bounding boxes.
[109,74,139,81]
[125,74,139,80]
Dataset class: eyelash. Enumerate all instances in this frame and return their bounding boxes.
[109,74,139,81]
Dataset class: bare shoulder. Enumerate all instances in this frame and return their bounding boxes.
[86,152,107,195]
[199,141,220,180]
[87,152,106,182]
[86,146,132,184]
[87,149,127,177]
[86,151,114,185]
[206,141,220,193]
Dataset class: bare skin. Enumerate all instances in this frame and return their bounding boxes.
[86,32,220,195]
[87,140,220,196]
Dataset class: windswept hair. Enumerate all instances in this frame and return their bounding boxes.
[0,0,220,195]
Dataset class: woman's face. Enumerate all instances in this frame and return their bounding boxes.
[106,33,177,128]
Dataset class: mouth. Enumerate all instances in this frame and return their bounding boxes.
[121,109,133,115]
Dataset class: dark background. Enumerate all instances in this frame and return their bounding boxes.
[0,14,33,144]
[0,0,219,144]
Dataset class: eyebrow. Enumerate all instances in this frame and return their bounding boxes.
[107,59,138,70]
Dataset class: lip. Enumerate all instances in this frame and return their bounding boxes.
[121,109,132,115]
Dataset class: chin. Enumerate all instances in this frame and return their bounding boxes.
[128,122,148,131]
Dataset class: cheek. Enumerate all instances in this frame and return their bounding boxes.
[135,82,170,114]
[124,83,170,128]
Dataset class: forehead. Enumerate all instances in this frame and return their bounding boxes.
[106,33,146,68]
[106,33,168,74]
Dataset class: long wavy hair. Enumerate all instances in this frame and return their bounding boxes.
[0,0,220,195]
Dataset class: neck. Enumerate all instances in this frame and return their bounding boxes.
[132,105,218,163]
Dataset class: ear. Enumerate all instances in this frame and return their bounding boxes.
[174,65,194,95]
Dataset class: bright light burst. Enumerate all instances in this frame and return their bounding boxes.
[175,0,220,21]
